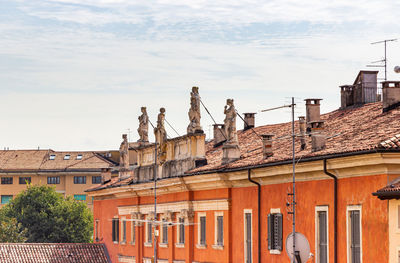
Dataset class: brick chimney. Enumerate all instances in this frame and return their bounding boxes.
[305,99,322,131]
[213,124,226,147]
[298,116,306,150]
[261,134,274,158]
[310,121,325,152]
[382,81,400,112]
[243,113,256,131]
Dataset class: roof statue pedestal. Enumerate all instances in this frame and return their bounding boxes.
[222,99,240,164]
[187,86,203,134]
[137,106,149,146]
[119,134,131,179]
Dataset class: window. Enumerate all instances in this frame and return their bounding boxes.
[214,212,224,248]
[178,217,185,244]
[64,154,70,160]
[47,176,60,184]
[1,177,13,184]
[244,210,252,263]
[74,194,86,201]
[92,176,102,184]
[398,205,400,229]
[131,218,136,245]
[1,195,12,205]
[76,154,83,160]
[121,219,127,243]
[347,206,362,263]
[73,176,86,184]
[49,154,56,160]
[147,221,153,243]
[197,213,206,247]
[95,220,100,242]
[316,206,328,263]
[162,218,168,244]
[112,218,119,243]
[19,177,31,184]
[268,212,283,252]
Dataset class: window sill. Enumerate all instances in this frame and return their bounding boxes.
[120,241,127,245]
[144,242,152,247]
[269,249,281,255]
[212,244,224,250]
[175,243,185,248]
[196,244,207,249]
[159,243,168,248]
[113,241,119,244]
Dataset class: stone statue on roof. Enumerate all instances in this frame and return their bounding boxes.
[154,108,167,163]
[223,99,238,144]
[137,107,149,142]
[187,86,203,134]
[119,134,129,170]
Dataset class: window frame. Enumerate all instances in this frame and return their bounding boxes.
[213,211,224,249]
[130,214,136,245]
[121,217,127,244]
[112,217,119,243]
[267,208,283,254]
[244,209,253,263]
[95,219,100,242]
[1,177,13,185]
[73,194,86,201]
[315,206,329,263]
[47,176,60,184]
[161,218,168,245]
[346,205,362,263]
[92,176,102,184]
[1,195,12,205]
[145,215,153,247]
[73,176,86,184]
[196,212,207,248]
[176,216,185,247]
[19,177,31,184]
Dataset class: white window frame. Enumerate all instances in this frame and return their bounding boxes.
[315,206,329,263]
[196,212,207,249]
[346,205,362,263]
[212,211,224,250]
[244,209,253,263]
[160,215,168,247]
[130,214,136,245]
[175,214,185,248]
[144,215,152,247]
[120,216,127,244]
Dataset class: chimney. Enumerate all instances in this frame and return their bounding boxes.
[298,116,306,150]
[261,134,274,158]
[213,124,226,147]
[310,121,325,152]
[340,85,354,109]
[305,99,322,131]
[382,81,400,112]
[243,113,256,131]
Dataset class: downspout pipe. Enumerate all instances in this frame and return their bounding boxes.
[248,169,261,263]
[323,159,337,263]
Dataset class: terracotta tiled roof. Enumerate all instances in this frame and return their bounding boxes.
[373,178,400,200]
[90,102,400,191]
[0,243,110,263]
[0,150,114,172]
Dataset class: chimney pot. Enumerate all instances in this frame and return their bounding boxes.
[310,121,325,152]
[382,81,400,112]
[261,134,274,158]
[298,116,306,150]
[213,124,226,147]
[243,113,256,131]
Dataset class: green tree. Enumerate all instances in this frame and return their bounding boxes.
[0,212,27,243]
[1,184,93,243]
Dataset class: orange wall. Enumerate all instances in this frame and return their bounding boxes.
[93,174,389,263]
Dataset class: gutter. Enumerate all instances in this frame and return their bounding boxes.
[323,159,337,263]
[247,169,261,263]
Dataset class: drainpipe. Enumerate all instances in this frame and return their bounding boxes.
[323,159,337,263]
[248,169,261,263]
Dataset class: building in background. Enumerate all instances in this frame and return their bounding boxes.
[87,75,400,263]
[0,149,116,210]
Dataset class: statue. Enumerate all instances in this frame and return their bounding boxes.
[137,107,149,142]
[223,99,238,144]
[187,86,202,134]
[154,108,167,163]
[119,134,129,170]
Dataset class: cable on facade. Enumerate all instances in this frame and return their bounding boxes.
[165,118,181,137]
[199,99,228,141]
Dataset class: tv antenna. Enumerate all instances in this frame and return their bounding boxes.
[367,38,397,81]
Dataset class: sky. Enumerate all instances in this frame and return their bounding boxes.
[0,0,399,151]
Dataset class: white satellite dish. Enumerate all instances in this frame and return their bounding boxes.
[395,66,400,73]
[285,232,311,263]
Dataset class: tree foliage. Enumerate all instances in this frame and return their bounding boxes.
[1,184,93,243]
[0,213,27,243]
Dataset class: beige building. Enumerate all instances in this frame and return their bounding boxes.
[0,149,115,210]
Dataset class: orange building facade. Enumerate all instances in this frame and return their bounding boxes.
[88,78,400,263]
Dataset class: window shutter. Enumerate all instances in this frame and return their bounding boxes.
[267,214,273,250]
[276,213,283,251]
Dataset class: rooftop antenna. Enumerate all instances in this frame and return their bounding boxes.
[261,97,297,263]
[367,38,397,81]
[126,128,133,142]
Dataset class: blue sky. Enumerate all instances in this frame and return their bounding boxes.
[0,0,399,150]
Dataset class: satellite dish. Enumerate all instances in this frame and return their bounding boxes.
[395,66,400,73]
[285,232,311,263]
